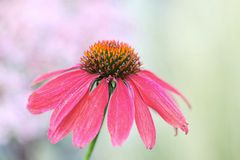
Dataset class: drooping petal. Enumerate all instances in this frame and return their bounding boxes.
[27,70,88,114]
[73,79,109,148]
[49,73,98,130]
[139,70,191,108]
[48,92,89,144]
[129,74,188,134]
[127,80,156,149]
[32,65,80,86]
[107,79,134,146]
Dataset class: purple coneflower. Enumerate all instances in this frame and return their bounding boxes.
[28,40,190,153]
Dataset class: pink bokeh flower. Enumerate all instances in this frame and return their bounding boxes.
[27,40,190,149]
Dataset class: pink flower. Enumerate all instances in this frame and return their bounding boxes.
[27,40,190,149]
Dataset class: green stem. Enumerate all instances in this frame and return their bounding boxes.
[84,134,99,160]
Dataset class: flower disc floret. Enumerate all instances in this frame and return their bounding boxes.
[80,40,142,78]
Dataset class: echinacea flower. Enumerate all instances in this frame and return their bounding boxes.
[27,40,190,150]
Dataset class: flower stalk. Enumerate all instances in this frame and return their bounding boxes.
[84,134,99,160]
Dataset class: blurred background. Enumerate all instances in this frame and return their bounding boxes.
[0,0,239,160]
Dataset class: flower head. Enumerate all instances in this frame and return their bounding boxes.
[80,41,141,78]
[28,40,190,149]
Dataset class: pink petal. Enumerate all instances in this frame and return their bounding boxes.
[139,70,191,108]
[32,65,80,86]
[129,74,188,134]
[49,73,98,130]
[73,79,109,148]
[107,79,134,146]
[48,92,89,144]
[27,70,88,114]
[127,80,156,149]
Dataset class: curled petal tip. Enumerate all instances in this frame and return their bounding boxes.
[181,124,189,135]
[145,142,155,150]
[174,128,178,136]
[186,101,192,110]
[146,146,153,150]
[176,92,191,110]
